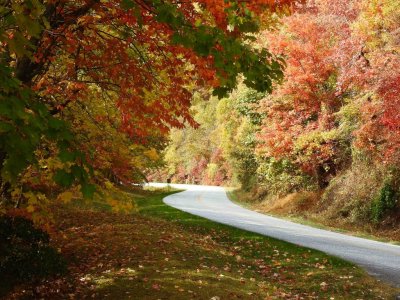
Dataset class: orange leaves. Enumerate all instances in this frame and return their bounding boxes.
[33,1,203,142]
[255,3,352,186]
[197,0,298,29]
[2,0,300,209]
[335,0,400,164]
[13,0,294,142]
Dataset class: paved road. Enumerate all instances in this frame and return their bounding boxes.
[149,183,400,287]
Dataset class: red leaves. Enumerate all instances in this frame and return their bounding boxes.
[338,1,400,164]
[257,10,340,173]
[197,0,300,29]
[33,2,200,142]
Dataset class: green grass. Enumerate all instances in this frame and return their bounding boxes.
[137,189,345,258]
[130,188,398,299]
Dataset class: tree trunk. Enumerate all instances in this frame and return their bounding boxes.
[0,150,11,204]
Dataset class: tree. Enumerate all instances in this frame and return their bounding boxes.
[162,84,264,188]
[256,1,360,188]
[338,0,400,165]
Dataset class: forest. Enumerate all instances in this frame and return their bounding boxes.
[1,0,399,298]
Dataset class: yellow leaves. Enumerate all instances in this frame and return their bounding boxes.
[58,191,75,204]
[24,191,40,205]
[4,187,53,225]
[129,145,162,170]
[106,198,118,207]
[293,129,339,160]
[206,163,218,180]
[77,14,102,27]
[106,197,135,213]
[354,0,400,50]
[45,157,65,170]
[105,180,114,190]
[11,187,22,199]
[18,191,50,223]
[91,183,136,213]
[26,205,35,213]
[144,148,160,161]
[57,186,81,204]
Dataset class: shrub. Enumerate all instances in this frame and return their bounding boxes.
[370,182,398,223]
[0,215,66,293]
[319,159,385,222]
[256,158,316,199]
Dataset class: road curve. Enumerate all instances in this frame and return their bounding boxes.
[148,183,400,287]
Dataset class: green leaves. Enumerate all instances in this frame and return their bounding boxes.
[54,169,95,198]
[0,66,94,197]
[224,2,260,34]
[121,0,136,9]
[54,170,75,188]
[81,183,96,198]
[370,182,398,223]
[235,87,266,126]
[0,68,40,182]
[0,0,45,59]
[147,1,284,97]
[153,1,186,27]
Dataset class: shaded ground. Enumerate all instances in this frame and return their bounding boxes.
[4,189,399,299]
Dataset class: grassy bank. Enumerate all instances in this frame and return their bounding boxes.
[5,187,399,299]
[227,188,400,245]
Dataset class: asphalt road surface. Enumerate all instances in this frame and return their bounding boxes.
[148,183,400,287]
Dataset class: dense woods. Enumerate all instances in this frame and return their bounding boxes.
[159,0,400,228]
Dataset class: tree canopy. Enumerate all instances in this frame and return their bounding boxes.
[0,0,296,218]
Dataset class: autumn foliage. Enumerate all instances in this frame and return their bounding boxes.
[163,0,399,225]
[0,0,298,217]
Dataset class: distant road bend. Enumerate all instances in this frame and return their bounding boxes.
[148,183,400,287]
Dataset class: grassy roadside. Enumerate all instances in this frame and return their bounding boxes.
[5,187,399,299]
[226,189,400,246]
